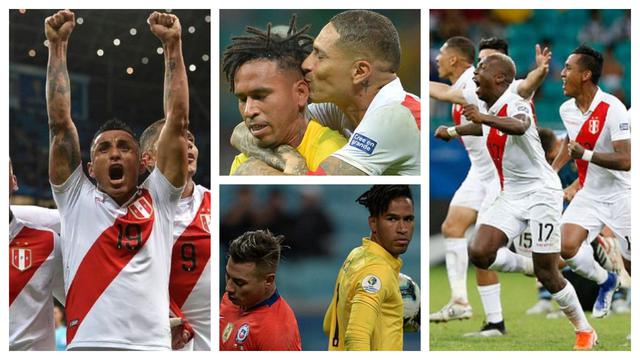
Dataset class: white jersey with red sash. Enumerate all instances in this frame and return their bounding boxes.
[452,66,496,182]
[559,88,631,201]
[170,184,211,351]
[463,87,560,195]
[51,165,183,350]
[9,215,64,350]
[306,78,420,175]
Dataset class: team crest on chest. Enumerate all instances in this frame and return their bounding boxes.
[588,118,600,135]
[128,196,153,220]
[236,323,250,343]
[200,214,211,234]
[11,248,32,271]
[222,322,234,343]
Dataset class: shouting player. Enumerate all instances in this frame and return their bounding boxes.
[140,120,211,350]
[435,53,597,350]
[45,10,189,350]
[430,36,551,337]
[325,185,415,350]
[220,230,302,350]
[554,45,630,318]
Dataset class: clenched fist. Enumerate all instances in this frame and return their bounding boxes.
[44,10,75,43]
[148,12,182,44]
[434,125,453,142]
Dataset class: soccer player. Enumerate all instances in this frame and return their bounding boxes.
[45,10,189,350]
[325,185,415,350]
[554,45,630,317]
[232,10,420,175]
[430,37,551,336]
[222,16,347,175]
[435,53,597,350]
[9,159,65,350]
[220,230,302,351]
[140,120,211,350]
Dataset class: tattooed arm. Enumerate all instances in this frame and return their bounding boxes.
[45,10,81,185]
[232,145,308,175]
[318,157,367,175]
[149,12,189,187]
[230,122,286,171]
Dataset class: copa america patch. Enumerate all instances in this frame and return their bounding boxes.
[361,274,382,293]
[349,133,377,154]
[236,323,250,344]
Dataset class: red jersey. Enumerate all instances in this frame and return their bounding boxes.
[219,291,301,351]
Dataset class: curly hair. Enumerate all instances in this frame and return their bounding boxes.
[222,14,313,92]
[356,185,413,217]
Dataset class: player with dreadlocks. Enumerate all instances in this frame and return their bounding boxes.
[223,14,347,175]
[324,185,415,350]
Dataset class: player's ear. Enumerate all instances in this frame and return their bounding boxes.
[294,79,310,111]
[581,69,593,83]
[368,216,377,234]
[140,151,154,174]
[87,162,95,179]
[264,272,276,287]
[352,60,372,86]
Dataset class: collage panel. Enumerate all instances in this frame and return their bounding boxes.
[9,9,211,350]
[220,184,421,350]
[429,9,631,351]
[219,9,420,176]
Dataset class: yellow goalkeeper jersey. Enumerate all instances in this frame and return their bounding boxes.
[229,120,346,174]
[324,237,404,351]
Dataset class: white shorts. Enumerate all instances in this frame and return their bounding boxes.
[510,228,533,258]
[478,188,563,254]
[450,166,500,213]
[562,192,631,261]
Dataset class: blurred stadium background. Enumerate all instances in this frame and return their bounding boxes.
[219,9,420,174]
[220,185,421,350]
[9,9,211,206]
[429,9,630,256]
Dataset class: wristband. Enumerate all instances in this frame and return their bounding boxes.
[447,126,459,138]
[582,150,593,162]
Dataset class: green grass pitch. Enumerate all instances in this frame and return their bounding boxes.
[429,265,631,351]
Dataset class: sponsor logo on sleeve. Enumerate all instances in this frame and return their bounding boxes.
[620,123,630,131]
[361,274,382,293]
[349,133,377,155]
[516,105,531,114]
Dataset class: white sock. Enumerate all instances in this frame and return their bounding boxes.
[477,284,503,323]
[489,247,534,275]
[445,238,468,302]
[552,282,591,332]
[565,243,608,284]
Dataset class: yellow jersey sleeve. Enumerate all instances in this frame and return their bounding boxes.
[229,153,249,175]
[344,264,395,350]
[297,120,347,171]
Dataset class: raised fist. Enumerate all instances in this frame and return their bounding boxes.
[148,12,181,44]
[44,10,75,43]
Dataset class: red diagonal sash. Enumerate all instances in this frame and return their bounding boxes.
[575,102,609,186]
[486,104,509,190]
[402,95,421,130]
[169,191,211,309]
[65,190,155,344]
[9,227,55,305]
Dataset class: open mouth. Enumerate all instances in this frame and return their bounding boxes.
[109,164,124,181]
[249,123,269,137]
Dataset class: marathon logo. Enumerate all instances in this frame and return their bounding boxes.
[620,123,629,131]
[349,133,377,154]
[516,105,531,114]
